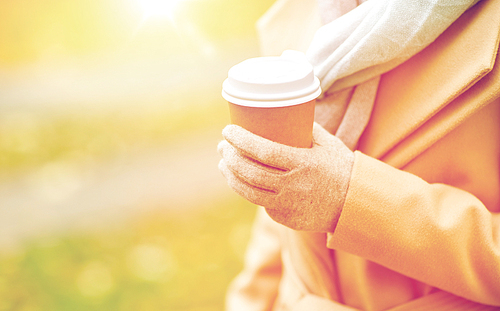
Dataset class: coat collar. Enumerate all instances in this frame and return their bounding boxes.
[357,0,500,168]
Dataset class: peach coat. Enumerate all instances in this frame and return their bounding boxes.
[225,0,500,310]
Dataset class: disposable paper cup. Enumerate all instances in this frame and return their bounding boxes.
[222,50,321,148]
[227,100,316,148]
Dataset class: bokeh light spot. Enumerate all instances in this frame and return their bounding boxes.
[126,243,177,282]
[76,261,115,298]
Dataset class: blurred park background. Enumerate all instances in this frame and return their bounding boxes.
[0,0,275,309]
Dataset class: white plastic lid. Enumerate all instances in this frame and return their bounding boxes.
[222,50,321,107]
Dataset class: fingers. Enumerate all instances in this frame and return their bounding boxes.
[218,158,279,209]
[218,140,284,193]
[222,124,299,170]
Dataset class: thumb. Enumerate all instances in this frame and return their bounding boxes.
[312,122,340,146]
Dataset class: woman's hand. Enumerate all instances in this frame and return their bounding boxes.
[218,122,354,232]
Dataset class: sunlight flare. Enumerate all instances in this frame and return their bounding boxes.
[137,0,184,20]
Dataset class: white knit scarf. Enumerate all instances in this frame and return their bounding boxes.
[256,0,479,149]
[309,0,479,149]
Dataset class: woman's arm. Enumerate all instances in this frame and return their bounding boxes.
[328,151,500,306]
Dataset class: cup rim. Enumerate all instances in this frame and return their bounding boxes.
[222,84,321,107]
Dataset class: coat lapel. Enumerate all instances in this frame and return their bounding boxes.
[256,0,322,56]
[357,0,500,168]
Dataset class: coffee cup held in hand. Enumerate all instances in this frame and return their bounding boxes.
[222,50,321,148]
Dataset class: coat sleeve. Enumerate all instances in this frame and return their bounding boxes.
[226,207,283,311]
[326,151,500,306]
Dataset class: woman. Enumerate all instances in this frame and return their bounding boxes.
[218,0,500,309]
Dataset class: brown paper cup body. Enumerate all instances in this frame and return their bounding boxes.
[228,100,316,148]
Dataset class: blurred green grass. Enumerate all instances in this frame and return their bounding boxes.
[0,92,260,310]
[0,195,256,311]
